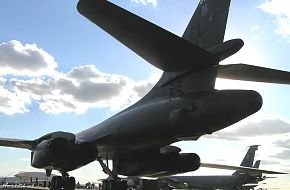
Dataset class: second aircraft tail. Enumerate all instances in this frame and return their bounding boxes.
[232,145,259,175]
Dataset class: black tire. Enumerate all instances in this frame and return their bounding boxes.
[50,176,56,190]
[102,180,108,190]
[69,177,75,190]
[120,180,127,190]
[63,177,75,190]
[55,176,63,190]
[108,180,118,190]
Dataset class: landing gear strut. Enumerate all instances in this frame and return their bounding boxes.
[98,158,127,190]
[50,172,75,190]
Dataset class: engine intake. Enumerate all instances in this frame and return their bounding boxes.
[31,132,97,172]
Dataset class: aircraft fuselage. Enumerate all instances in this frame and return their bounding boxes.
[76,89,262,159]
[168,175,258,189]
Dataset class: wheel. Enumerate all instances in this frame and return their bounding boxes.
[111,180,127,190]
[102,180,108,190]
[63,177,75,190]
[120,180,127,190]
[50,176,56,190]
[50,176,62,190]
[108,180,114,190]
[55,176,63,190]
[69,177,75,190]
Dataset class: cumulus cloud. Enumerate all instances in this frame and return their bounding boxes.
[0,41,159,115]
[208,118,290,140]
[0,40,57,76]
[0,77,30,115]
[261,160,281,165]
[273,138,290,149]
[130,0,157,7]
[8,66,139,114]
[133,74,158,97]
[259,0,290,39]
[273,149,290,160]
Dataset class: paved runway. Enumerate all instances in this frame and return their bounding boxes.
[0,188,45,190]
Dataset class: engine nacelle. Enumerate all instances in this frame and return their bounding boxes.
[31,137,74,168]
[31,132,97,172]
[115,152,200,177]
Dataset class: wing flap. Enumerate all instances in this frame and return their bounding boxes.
[200,162,287,174]
[0,138,35,150]
[218,64,290,84]
[77,0,217,72]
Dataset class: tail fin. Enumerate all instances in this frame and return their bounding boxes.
[183,0,231,49]
[253,160,261,169]
[233,145,259,175]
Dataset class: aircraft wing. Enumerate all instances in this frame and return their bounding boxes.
[200,162,287,174]
[77,0,217,72]
[218,64,290,84]
[0,138,35,150]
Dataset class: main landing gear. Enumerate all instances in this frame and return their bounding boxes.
[98,158,127,190]
[50,172,75,190]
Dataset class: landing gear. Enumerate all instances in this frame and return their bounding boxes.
[50,172,75,190]
[101,178,127,190]
[98,158,127,190]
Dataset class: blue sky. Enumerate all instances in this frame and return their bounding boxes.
[0,0,290,188]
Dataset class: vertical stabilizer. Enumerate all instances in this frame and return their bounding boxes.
[233,145,259,175]
[183,0,231,49]
[253,160,261,169]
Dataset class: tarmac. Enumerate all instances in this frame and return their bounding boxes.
[0,188,45,190]
[0,188,86,190]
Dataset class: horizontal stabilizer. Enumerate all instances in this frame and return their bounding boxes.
[218,64,290,84]
[200,162,287,174]
[0,138,35,150]
[77,0,217,72]
[208,39,244,61]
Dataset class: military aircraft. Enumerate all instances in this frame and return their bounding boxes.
[0,0,290,190]
[159,145,279,190]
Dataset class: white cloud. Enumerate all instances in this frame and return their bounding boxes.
[0,40,159,115]
[273,149,290,160]
[0,77,30,115]
[133,73,159,97]
[259,0,290,39]
[130,0,157,7]
[274,138,290,149]
[0,40,57,76]
[8,66,148,114]
[208,117,290,140]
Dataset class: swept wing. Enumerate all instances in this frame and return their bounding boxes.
[77,0,217,72]
[0,138,35,150]
[200,162,287,175]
